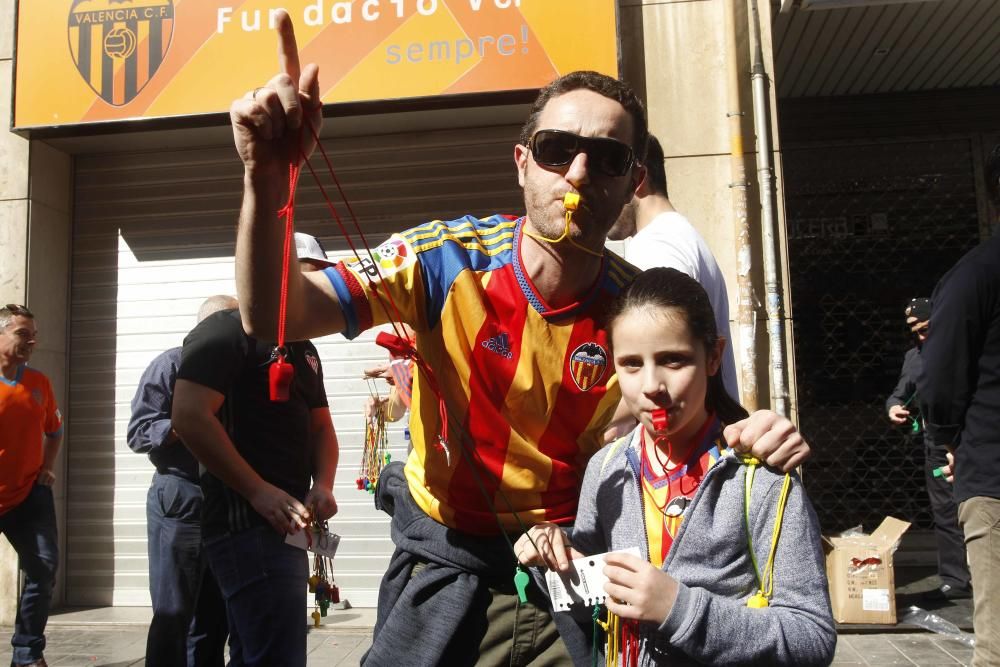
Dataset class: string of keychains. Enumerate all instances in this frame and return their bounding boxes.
[357,378,391,493]
[591,409,793,666]
[308,536,340,626]
[267,120,555,618]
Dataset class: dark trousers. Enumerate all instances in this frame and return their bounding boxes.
[205,525,308,667]
[0,483,58,666]
[925,443,972,589]
[146,473,227,667]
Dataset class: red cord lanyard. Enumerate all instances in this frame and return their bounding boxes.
[269,160,302,402]
[271,120,452,445]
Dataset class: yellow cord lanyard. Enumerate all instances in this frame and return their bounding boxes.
[740,456,793,608]
[523,192,605,258]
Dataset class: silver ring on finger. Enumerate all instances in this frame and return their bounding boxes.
[253,86,266,101]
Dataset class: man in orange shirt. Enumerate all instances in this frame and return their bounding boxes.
[0,304,63,667]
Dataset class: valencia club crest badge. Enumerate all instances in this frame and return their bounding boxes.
[569,342,608,392]
[68,0,174,107]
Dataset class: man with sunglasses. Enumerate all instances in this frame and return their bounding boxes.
[886,298,972,603]
[230,13,812,665]
[0,304,63,667]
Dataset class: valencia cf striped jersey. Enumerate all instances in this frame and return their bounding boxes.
[325,215,639,534]
[627,418,726,567]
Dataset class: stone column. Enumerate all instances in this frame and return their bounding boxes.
[619,0,797,416]
[1,0,74,621]
[0,0,30,626]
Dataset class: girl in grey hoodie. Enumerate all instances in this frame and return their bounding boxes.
[516,268,835,666]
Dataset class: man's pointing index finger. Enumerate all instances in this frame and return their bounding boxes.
[276,10,301,86]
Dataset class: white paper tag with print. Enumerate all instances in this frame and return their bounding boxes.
[285,526,341,559]
[862,588,891,612]
[546,547,641,612]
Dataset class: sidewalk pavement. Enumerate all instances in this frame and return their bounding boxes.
[2,568,976,667]
[5,606,376,666]
[3,603,978,666]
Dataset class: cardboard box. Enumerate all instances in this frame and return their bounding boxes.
[823,517,911,624]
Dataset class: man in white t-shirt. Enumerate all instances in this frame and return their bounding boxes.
[608,134,738,398]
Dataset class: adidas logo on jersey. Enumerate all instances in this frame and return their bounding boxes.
[482,332,513,359]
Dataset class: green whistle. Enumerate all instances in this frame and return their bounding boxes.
[513,567,531,604]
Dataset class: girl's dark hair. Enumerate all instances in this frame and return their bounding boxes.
[607,267,749,425]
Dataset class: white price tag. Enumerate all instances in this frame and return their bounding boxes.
[285,526,341,559]
[862,588,890,612]
[545,547,640,612]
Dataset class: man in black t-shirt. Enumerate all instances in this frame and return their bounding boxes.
[128,295,237,667]
[172,234,339,667]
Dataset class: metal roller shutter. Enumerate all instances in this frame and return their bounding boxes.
[66,122,526,607]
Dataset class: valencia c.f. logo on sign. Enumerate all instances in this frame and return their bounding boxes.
[68,0,174,107]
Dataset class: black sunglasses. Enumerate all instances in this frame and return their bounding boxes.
[528,129,635,177]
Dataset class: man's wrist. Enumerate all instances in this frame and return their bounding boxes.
[312,476,335,490]
[244,165,286,197]
[240,475,273,506]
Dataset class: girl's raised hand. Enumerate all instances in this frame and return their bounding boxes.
[603,551,678,625]
[514,522,583,572]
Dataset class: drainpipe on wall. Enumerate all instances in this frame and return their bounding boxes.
[723,0,757,411]
[749,0,790,417]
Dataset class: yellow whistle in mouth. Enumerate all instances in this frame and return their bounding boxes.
[563,192,580,211]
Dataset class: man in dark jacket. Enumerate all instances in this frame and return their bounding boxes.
[886,297,971,601]
[918,143,1000,667]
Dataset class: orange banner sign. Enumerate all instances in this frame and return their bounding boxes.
[14,0,619,131]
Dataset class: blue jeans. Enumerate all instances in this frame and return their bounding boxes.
[205,525,308,667]
[145,473,228,667]
[0,483,58,665]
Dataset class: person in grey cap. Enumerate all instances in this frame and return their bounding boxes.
[886,297,972,602]
[170,233,339,666]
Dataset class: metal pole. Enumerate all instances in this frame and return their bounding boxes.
[723,0,757,411]
[748,0,790,416]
